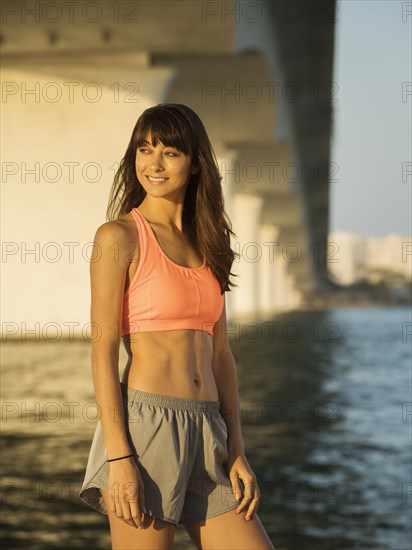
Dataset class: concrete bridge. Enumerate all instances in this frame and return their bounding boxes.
[1,0,337,338]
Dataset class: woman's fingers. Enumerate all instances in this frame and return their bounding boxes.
[121,500,140,528]
[126,485,144,529]
[114,496,123,519]
[109,485,139,528]
[138,478,146,517]
[112,496,142,528]
[108,492,116,514]
[129,500,143,528]
[236,477,261,520]
[244,485,261,521]
[123,481,142,527]
[120,481,144,528]
[108,462,146,529]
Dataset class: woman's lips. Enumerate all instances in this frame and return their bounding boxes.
[146,175,168,185]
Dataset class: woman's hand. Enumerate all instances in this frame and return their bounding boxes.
[107,457,146,528]
[227,449,261,521]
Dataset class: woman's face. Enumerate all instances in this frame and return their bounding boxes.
[135,132,196,200]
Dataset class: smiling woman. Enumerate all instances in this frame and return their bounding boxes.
[78,104,275,550]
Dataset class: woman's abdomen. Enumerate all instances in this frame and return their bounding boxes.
[121,329,218,401]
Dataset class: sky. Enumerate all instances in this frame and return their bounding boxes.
[330,0,411,238]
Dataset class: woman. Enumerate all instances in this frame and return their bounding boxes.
[79,104,275,550]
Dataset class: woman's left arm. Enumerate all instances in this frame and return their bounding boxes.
[211,297,261,521]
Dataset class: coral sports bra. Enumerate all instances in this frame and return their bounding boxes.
[120,208,225,337]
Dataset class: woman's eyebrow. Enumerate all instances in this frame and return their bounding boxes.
[140,140,176,149]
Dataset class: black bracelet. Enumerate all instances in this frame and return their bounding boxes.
[107,454,133,463]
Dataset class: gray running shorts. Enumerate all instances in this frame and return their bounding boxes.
[78,383,242,525]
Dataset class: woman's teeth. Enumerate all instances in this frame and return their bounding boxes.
[147,176,167,183]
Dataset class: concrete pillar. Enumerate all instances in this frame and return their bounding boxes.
[258,223,280,315]
[231,194,263,318]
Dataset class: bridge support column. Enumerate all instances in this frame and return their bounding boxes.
[232,193,263,319]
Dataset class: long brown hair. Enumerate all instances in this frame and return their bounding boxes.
[106,103,239,293]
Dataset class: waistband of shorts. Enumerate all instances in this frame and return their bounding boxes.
[120,382,220,413]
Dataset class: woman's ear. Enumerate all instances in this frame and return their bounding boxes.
[191,166,199,174]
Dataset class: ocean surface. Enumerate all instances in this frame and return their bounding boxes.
[1,307,411,549]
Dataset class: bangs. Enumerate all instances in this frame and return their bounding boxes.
[135,109,193,156]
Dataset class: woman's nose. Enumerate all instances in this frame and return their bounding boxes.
[150,153,164,171]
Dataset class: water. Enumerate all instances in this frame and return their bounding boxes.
[1,307,411,549]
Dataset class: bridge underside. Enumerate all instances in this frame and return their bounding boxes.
[2,0,337,331]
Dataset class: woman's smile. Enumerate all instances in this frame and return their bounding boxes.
[146,175,169,185]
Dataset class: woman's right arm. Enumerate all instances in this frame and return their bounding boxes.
[89,221,145,528]
[90,222,131,458]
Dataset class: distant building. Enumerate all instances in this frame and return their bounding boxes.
[328,231,412,285]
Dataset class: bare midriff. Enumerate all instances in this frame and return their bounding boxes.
[121,329,219,401]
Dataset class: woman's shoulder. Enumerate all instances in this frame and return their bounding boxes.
[90,213,140,270]
[93,211,138,245]
[89,213,139,270]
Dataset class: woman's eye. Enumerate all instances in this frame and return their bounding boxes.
[138,148,178,157]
